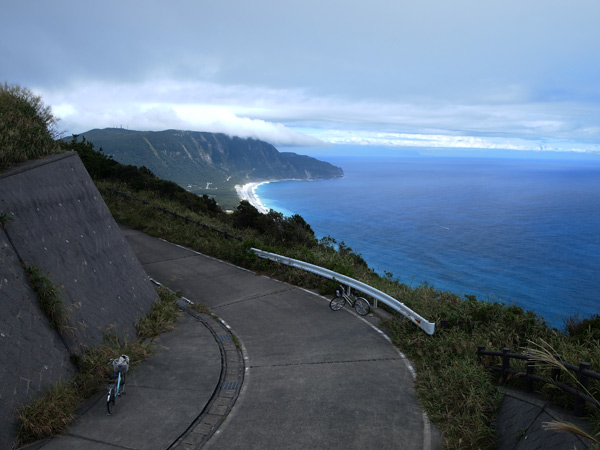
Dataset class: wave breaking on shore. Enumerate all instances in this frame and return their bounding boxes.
[235,182,270,214]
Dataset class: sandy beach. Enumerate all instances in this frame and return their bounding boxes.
[235,182,270,214]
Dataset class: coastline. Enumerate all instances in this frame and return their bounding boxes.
[234,182,270,214]
[235,178,324,215]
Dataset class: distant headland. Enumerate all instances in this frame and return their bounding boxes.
[72,128,344,210]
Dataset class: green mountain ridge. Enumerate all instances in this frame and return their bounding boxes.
[74,128,343,208]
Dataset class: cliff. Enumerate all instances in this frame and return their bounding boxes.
[75,129,343,201]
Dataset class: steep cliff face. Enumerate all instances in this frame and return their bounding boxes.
[76,129,343,194]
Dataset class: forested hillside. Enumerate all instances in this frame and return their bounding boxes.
[74,128,343,208]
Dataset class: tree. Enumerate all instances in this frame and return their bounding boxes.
[232,200,262,229]
[0,83,61,170]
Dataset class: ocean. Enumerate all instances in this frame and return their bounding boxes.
[256,146,600,328]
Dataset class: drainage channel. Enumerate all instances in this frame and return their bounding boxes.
[168,307,244,449]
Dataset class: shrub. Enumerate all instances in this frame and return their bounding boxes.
[566,314,600,343]
[232,200,262,229]
[0,83,61,170]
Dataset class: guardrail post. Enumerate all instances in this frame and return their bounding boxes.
[477,345,485,364]
[502,348,511,383]
[526,357,535,393]
[574,362,591,417]
[550,354,562,382]
[550,353,562,402]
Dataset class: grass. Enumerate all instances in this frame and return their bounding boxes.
[16,380,81,445]
[14,287,180,447]
[0,83,62,171]
[379,288,600,448]
[135,286,181,339]
[382,317,505,448]
[528,340,600,448]
[23,264,69,334]
[189,301,211,315]
[71,334,152,399]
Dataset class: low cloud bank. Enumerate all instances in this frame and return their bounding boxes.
[313,129,600,154]
[42,80,600,154]
[45,82,322,147]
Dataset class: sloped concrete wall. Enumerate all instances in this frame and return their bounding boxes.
[0,152,158,448]
[0,227,75,449]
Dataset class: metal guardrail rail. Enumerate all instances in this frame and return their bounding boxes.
[252,248,435,335]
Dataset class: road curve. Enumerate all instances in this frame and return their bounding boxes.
[122,227,440,450]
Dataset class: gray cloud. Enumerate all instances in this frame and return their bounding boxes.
[2,0,599,152]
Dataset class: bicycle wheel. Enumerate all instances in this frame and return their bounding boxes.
[329,296,346,311]
[354,297,370,316]
[106,388,116,415]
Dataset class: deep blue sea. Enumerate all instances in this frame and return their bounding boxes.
[257,146,600,328]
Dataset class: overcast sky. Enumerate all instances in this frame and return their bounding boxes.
[2,0,600,153]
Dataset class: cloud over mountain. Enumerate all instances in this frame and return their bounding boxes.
[4,0,600,153]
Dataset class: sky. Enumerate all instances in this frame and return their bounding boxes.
[2,0,600,154]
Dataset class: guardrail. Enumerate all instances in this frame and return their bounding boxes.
[252,248,435,335]
[477,346,600,417]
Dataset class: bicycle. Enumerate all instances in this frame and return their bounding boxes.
[329,285,371,316]
[106,354,129,415]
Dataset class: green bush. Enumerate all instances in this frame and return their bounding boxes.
[232,200,262,229]
[0,83,61,170]
[566,314,600,343]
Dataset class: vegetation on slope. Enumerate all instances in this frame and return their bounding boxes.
[71,128,343,209]
[63,135,223,216]
[23,265,69,334]
[0,83,62,171]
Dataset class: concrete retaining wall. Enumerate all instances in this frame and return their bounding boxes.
[0,152,158,448]
[0,227,74,449]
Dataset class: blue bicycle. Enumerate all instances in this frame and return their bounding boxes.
[106,355,129,415]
